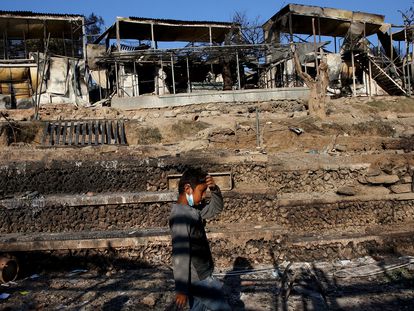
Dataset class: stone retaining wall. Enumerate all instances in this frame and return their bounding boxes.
[1,195,413,235]
[0,159,375,195]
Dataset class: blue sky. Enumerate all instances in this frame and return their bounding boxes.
[1,0,412,28]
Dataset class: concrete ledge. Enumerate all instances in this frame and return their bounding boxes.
[1,191,413,209]
[111,87,310,109]
[1,222,414,254]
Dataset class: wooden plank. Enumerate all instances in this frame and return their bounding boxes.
[94,120,99,145]
[48,123,54,146]
[68,121,74,145]
[88,121,92,145]
[41,121,49,146]
[61,121,68,145]
[56,121,61,145]
[81,122,86,146]
[101,121,105,145]
[120,120,126,145]
[0,234,170,252]
[75,122,80,145]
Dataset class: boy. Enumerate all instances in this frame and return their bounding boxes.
[169,168,231,311]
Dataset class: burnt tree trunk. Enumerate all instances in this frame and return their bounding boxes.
[293,50,329,119]
[222,58,233,91]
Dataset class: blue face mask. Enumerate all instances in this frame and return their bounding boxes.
[186,193,194,207]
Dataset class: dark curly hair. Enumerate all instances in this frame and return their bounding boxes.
[178,167,207,194]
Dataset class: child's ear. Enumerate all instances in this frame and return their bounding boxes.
[184,184,192,194]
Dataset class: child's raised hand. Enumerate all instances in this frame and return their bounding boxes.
[206,175,217,190]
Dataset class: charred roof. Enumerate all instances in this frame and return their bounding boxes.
[263,3,385,38]
[95,16,240,44]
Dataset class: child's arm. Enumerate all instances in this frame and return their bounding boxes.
[200,175,224,219]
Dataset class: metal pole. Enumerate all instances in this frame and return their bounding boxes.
[403,25,411,96]
[70,21,75,57]
[312,18,319,76]
[98,65,102,100]
[351,51,357,97]
[389,26,393,62]
[133,60,139,96]
[22,31,27,58]
[62,32,67,56]
[116,18,121,52]
[160,58,165,94]
[115,61,119,96]
[334,36,337,54]
[186,56,191,93]
[412,31,414,94]
[236,51,241,90]
[368,57,373,97]
[289,13,293,43]
[82,17,87,60]
[151,23,155,49]
[43,20,47,54]
[209,26,212,46]
[2,32,6,59]
[318,17,321,43]
[171,54,176,94]
[255,108,260,148]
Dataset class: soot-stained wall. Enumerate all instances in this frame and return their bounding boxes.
[1,196,413,235]
[0,158,370,196]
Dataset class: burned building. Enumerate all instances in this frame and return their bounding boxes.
[0,11,88,109]
[92,16,243,99]
[262,3,411,97]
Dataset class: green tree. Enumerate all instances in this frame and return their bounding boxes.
[85,13,105,43]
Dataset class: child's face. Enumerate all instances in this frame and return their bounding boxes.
[192,183,208,206]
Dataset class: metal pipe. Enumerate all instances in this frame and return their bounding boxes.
[62,31,67,56]
[236,51,241,90]
[133,61,137,96]
[82,16,87,60]
[368,57,373,97]
[135,62,140,96]
[351,51,357,97]
[98,65,102,100]
[0,257,19,283]
[255,108,260,148]
[70,21,75,57]
[171,54,176,94]
[115,61,119,96]
[151,23,155,49]
[116,18,121,52]
[186,56,191,93]
[404,26,411,96]
[312,18,319,76]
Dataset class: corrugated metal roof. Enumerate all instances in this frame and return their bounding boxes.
[128,16,239,27]
[0,10,83,19]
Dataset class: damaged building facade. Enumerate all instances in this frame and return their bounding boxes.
[262,4,412,97]
[88,4,413,109]
[0,11,89,109]
[90,17,257,104]
[1,4,413,110]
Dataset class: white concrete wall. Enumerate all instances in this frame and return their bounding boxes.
[111,87,310,110]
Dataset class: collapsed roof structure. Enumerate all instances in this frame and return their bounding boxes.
[1,3,413,111]
[262,4,410,97]
[0,10,88,109]
[91,16,251,103]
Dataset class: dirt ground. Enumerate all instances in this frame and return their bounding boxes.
[0,255,413,311]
